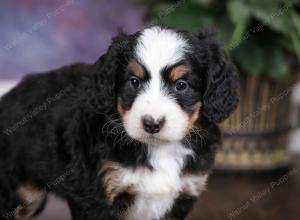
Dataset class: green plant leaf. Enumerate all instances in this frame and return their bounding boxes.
[216,16,235,45]
[290,31,300,61]
[229,19,251,53]
[247,0,295,35]
[227,0,250,24]
[154,2,215,31]
[225,1,251,54]
[290,9,300,60]
[291,9,300,36]
[232,39,265,75]
[264,48,289,80]
[191,0,213,6]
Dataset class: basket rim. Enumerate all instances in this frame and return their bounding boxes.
[222,125,293,138]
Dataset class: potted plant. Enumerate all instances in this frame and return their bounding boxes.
[148,0,300,171]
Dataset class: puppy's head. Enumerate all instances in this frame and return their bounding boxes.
[97,26,238,144]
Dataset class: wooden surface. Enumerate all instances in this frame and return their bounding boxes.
[188,157,300,220]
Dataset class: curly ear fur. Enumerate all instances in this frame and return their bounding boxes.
[86,33,132,114]
[199,30,238,123]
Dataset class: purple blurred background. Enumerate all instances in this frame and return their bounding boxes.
[0,0,145,81]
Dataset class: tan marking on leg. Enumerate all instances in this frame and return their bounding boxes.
[16,184,47,220]
[100,161,136,205]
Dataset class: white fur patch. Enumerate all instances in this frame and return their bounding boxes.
[110,142,206,220]
[125,27,190,143]
[135,27,189,75]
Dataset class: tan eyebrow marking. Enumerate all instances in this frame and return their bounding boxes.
[129,61,145,79]
[170,65,189,82]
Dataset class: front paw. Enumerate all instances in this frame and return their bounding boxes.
[113,190,136,219]
[164,195,197,220]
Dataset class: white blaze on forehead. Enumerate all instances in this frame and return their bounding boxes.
[135,26,189,74]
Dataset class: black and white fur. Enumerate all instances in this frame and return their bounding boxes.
[0,26,238,220]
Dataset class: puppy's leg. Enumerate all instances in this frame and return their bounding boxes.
[68,191,135,220]
[164,195,197,220]
[68,199,116,220]
[99,161,137,219]
[165,173,208,219]
[14,184,47,220]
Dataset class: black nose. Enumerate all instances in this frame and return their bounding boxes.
[142,115,165,134]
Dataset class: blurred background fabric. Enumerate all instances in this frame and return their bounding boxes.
[0,0,144,80]
[1,0,300,220]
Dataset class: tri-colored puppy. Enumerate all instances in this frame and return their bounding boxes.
[0,26,238,220]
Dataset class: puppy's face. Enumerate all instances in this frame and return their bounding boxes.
[116,27,204,144]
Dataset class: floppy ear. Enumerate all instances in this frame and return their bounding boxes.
[86,33,132,114]
[200,31,238,123]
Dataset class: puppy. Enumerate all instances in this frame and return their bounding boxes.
[0,26,238,220]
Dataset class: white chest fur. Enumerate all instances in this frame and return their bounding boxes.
[117,142,207,220]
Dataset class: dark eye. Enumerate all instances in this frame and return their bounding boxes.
[130,77,140,89]
[175,80,188,91]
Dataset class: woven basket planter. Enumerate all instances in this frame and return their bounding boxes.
[215,75,292,171]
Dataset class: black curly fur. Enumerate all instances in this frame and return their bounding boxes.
[0,26,238,220]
